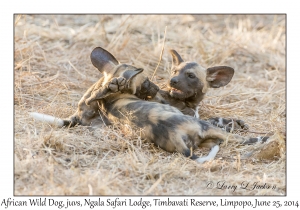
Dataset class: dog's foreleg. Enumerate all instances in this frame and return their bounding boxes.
[226,133,270,145]
[30,112,68,127]
[85,77,127,105]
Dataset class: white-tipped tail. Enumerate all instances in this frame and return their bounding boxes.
[196,145,220,164]
[30,112,64,127]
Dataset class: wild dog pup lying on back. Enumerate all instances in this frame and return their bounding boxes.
[83,47,263,163]
[153,49,248,132]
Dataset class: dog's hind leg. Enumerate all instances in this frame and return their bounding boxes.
[206,118,270,144]
[207,117,249,132]
[198,121,258,145]
[241,136,269,144]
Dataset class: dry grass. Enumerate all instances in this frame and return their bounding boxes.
[14,14,286,195]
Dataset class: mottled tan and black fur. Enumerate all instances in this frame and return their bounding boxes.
[84,47,258,163]
[31,47,266,163]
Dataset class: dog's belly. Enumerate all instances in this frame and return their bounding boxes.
[105,97,204,152]
[108,98,184,126]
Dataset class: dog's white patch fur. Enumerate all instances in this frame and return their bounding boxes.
[30,112,64,127]
[196,145,220,164]
[217,117,223,127]
[194,107,199,118]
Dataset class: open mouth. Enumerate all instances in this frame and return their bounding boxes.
[170,88,183,94]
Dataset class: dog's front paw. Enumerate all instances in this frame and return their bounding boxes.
[108,77,126,92]
[207,117,249,132]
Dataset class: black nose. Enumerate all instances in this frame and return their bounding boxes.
[170,77,178,86]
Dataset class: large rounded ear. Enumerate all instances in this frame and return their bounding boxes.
[122,68,144,81]
[90,47,120,73]
[122,68,144,94]
[169,49,184,67]
[206,66,234,88]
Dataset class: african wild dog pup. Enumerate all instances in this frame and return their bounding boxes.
[153,49,248,132]
[30,47,160,128]
[83,47,262,163]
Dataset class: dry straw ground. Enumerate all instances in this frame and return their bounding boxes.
[14,15,286,195]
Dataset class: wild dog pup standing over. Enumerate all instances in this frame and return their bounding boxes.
[84,47,257,163]
[153,49,248,132]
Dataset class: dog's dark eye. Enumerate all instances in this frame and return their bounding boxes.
[188,73,195,78]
